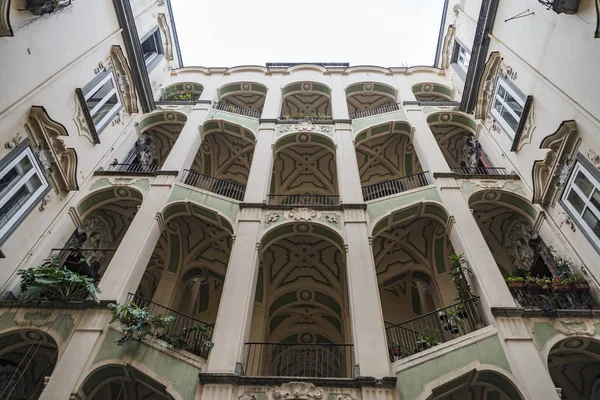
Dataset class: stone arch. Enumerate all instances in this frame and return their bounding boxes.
[160,82,203,102]
[271,132,338,197]
[354,120,423,187]
[134,111,187,166]
[78,363,183,400]
[0,329,59,400]
[76,186,144,221]
[412,82,453,102]
[372,200,451,238]
[218,81,267,111]
[417,366,525,400]
[160,200,234,235]
[345,82,397,113]
[280,81,332,118]
[191,119,256,186]
[261,221,345,253]
[547,336,600,399]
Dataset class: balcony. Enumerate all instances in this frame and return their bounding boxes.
[127,293,214,359]
[181,169,246,201]
[98,163,161,175]
[362,172,432,202]
[349,103,400,120]
[213,101,261,119]
[267,194,340,207]
[50,247,116,281]
[508,282,599,315]
[243,342,354,378]
[450,167,507,176]
[385,297,484,362]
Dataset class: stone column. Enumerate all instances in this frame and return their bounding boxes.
[151,271,178,307]
[40,310,110,400]
[244,122,275,203]
[260,75,283,120]
[98,177,174,303]
[205,208,262,373]
[335,122,364,204]
[344,209,391,378]
[331,73,350,120]
[161,109,208,172]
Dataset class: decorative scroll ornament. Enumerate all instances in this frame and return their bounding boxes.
[271,382,325,399]
[440,25,456,69]
[554,319,595,337]
[239,395,257,400]
[38,194,51,211]
[4,132,22,149]
[158,14,174,61]
[110,45,139,114]
[27,106,78,193]
[587,149,600,168]
[324,213,340,224]
[506,220,536,271]
[288,208,317,221]
[475,52,502,119]
[73,94,95,144]
[532,120,579,206]
[265,213,281,224]
[516,102,536,151]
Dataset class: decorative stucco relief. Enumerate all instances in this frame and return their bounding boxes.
[265,212,281,224]
[516,102,536,151]
[4,132,22,149]
[554,319,596,337]
[277,121,332,136]
[475,52,501,120]
[271,382,325,399]
[73,93,95,144]
[440,25,456,70]
[0,0,13,37]
[460,180,526,197]
[158,13,174,61]
[238,394,257,400]
[288,207,318,221]
[110,45,139,114]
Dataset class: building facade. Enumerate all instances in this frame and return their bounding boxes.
[0,0,599,399]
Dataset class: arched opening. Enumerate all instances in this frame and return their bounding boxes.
[346,82,397,119]
[113,112,187,173]
[355,121,428,201]
[280,82,332,121]
[132,202,233,359]
[245,223,353,378]
[424,369,525,400]
[372,203,485,361]
[216,82,267,118]
[181,119,256,201]
[427,112,503,176]
[469,190,598,311]
[160,82,203,102]
[269,133,339,206]
[79,364,175,400]
[548,337,600,399]
[0,330,58,400]
[52,187,143,282]
[412,83,453,102]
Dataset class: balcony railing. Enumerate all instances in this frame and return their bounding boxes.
[243,342,354,378]
[277,116,334,123]
[267,194,340,207]
[127,293,214,359]
[509,286,599,311]
[181,169,246,201]
[213,102,261,118]
[108,163,161,173]
[349,103,400,119]
[451,167,507,176]
[385,297,484,362]
[362,172,431,201]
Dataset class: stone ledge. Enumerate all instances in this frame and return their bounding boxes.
[433,172,521,180]
[238,203,367,210]
[491,307,600,318]
[197,373,397,388]
[0,300,114,310]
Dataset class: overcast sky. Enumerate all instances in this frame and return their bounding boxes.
[170,0,445,68]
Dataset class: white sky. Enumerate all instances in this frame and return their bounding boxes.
[170,0,445,68]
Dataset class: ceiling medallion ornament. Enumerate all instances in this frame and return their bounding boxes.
[271,382,325,399]
[288,208,317,221]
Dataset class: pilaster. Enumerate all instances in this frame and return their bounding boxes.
[335,122,363,203]
[244,122,275,203]
[161,108,209,172]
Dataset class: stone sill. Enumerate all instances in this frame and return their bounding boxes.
[433,172,520,180]
[94,170,179,177]
[491,307,600,318]
[239,203,367,210]
[197,374,396,388]
[0,300,114,310]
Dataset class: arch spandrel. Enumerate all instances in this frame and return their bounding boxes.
[160,200,234,236]
[75,186,143,221]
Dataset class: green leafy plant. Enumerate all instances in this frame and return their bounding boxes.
[108,302,174,346]
[448,253,474,302]
[161,87,196,102]
[18,256,100,303]
[540,294,558,318]
[161,323,213,351]
[504,276,525,283]
[415,333,439,352]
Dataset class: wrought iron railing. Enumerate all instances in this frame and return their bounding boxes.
[385,297,484,362]
[362,172,431,201]
[127,293,214,359]
[181,169,246,201]
[243,342,354,378]
[349,103,400,119]
[213,102,261,118]
[509,286,599,311]
[108,163,160,173]
[277,116,334,123]
[267,194,340,207]
[451,167,507,176]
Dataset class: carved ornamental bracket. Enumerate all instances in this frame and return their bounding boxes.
[0,0,12,36]
[27,106,79,193]
[158,13,174,61]
[271,382,325,399]
[440,25,456,69]
[475,52,502,119]
[110,45,139,114]
[532,120,579,206]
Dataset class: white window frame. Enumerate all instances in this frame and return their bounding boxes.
[0,146,49,241]
[562,162,600,249]
[456,44,470,74]
[83,71,122,133]
[490,77,526,139]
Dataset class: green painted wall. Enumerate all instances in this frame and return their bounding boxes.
[352,110,407,135]
[169,184,239,223]
[205,110,260,133]
[396,335,511,400]
[367,187,441,224]
[532,322,559,349]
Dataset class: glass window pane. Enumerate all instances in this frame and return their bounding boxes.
[583,208,600,239]
[0,186,29,229]
[574,171,594,197]
[505,93,523,117]
[91,93,118,126]
[591,189,600,211]
[0,166,20,197]
[567,189,586,214]
[493,100,503,114]
[86,79,115,111]
[500,108,519,132]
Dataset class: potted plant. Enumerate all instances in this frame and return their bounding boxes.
[415,333,439,352]
[438,306,462,334]
[505,276,525,290]
[108,302,174,346]
[17,255,100,303]
[525,275,541,290]
[448,253,474,302]
[552,277,570,292]
[568,271,589,291]
[390,344,404,361]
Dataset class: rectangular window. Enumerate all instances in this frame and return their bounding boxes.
[0,143,50,244]
[490,77,526,139]
[141,28,164,71]
[83,71,122,133]
[451,40,471,78]
[562,161,600,249]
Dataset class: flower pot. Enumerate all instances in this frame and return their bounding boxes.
[552,283,570,292]
[552,0,581,14]
[507,281,525,290]
[526,281,541,290]
[571,282,589,291]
